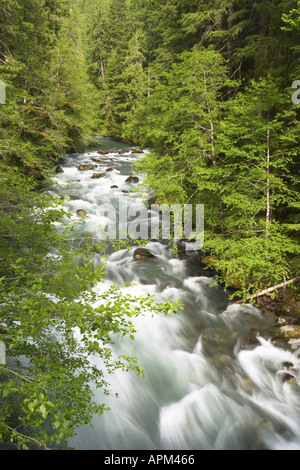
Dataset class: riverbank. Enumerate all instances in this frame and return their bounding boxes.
[199,253,300,351]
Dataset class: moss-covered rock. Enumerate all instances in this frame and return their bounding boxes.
[78,164,94,171]
[200,255,218,267]
[277,325,300,340]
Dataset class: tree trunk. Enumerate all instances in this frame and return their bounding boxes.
[209,116,225,234]
[100,57,114,122]
[266,128,271,234]
[227,3,234,79]
[147,57,151,98]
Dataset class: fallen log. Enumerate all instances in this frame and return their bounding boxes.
[230,276,300,305]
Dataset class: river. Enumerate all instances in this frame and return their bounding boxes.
[51,137,300,450]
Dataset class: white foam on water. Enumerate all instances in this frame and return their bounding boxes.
[52,143,300,450]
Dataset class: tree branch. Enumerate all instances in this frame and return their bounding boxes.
[230,277,300,305]
[0,421,48,449]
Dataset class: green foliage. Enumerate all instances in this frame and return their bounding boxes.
[204,221,300,298]
[0,0,99,172]
[136,70,300,296]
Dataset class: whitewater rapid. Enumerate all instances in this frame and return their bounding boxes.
[51,137,300,450]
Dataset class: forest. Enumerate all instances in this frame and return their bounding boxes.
[0,0,299,450]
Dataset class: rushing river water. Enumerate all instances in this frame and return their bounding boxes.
[51,137,300,451]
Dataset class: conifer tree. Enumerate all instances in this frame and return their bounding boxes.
[204,77,300,295]
[136,47,230,209]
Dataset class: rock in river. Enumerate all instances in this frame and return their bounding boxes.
[125,175,139,184]
[76,209,87,217]
[91,173,104,179]
[277,325,300,340]
[282,373,297,386]
[133,248,155,260]
[78,164,94,171]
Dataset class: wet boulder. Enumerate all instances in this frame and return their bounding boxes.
[277,325,300,341]
[111,185,118,189]
[132,148,144,153]
[282,361,294,369]
[125,175,139,184]
[133,248,155,260]
[118,148,130,154]
[91,173,104,179]
[282,373,297,386]
[78,164,94,171]
[97,150,109,155]
[55,166,64,173]
[76,209,87,217]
